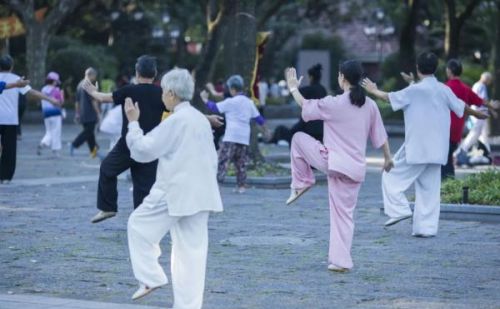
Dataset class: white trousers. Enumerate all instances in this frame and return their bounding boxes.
[460,114,490,153]
[128,200,209,309]
[40,116,62,151]
[382,146,441,235]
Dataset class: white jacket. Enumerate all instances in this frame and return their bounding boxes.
[126,102,223,216]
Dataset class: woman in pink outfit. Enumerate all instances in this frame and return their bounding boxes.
[284,60,394,272]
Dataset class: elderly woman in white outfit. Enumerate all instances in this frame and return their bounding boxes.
[124,68,223,309]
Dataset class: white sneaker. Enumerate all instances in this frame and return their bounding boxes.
[328,264,349,273]
[131,283,162,300]
[286,186,312,205]
[91,211,117,224]
[384,214,412,227]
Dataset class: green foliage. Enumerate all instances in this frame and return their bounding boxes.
[441,170,500,205]
[375,99,403,121]
[47,37,118,90]
[301,32,345,91]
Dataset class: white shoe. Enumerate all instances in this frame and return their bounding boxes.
[132,283,162,300]
[384,215,412,227]
[91,211,117,224]
[328,264,349,273]
[286,186,312,205]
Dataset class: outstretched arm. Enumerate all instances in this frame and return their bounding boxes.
[284,67,305,107]
[464,105,488,120]
[361,78,389,102]
[26,89,62,106]
[82,79,113,103]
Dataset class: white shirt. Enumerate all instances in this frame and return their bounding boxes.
[472,81,488,100]
[0,72,32,125]
[388,76,465,165]
[217,94,260,145]
[126,102,223,216]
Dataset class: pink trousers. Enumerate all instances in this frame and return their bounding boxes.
[290,132,361,269]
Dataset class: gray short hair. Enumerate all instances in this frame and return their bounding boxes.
[161,68,194,101]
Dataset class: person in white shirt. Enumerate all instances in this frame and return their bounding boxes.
[362,52,487,237]
[0,55,60,184]
[200,75,266,193]
[124,68,223,308]
[456,72,499,164]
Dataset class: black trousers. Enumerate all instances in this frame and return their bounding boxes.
[72,121,97,151]
[97,138,158,212]
[0,125,17,181]
[442,141,458,180]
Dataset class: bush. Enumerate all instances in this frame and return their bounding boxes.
[441,170,500,205]
[48,36,118,90]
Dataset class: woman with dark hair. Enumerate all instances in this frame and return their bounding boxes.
[284,60,393,272]
[270,63,327,145]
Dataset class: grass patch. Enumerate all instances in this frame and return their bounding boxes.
[441,170,500,205]
[226,162,289,177]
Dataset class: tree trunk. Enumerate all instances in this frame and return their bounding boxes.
[444,0,459,60]
[491,1,500,136]
[223,0,261,164]
[25,24,50,90]
[398,0,420,88]
[192,0,234,112]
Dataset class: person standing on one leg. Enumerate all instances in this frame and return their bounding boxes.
[200,75,266,193]
[362,52,488,237]
[38,72,65,157]
[83,56,224,223]
[0,55,60,184]
[284,61,393,272]
[71,68,101,158]
[124,68,223,308]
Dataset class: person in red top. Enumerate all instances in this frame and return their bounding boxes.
[443,59,484,178]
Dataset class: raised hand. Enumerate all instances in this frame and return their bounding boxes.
[361,78,378,93]
[400,72,415,84]
[124,97,140,122]
[82,79,97,94]
[284,67,303,90]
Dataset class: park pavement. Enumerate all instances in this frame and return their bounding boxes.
[0,124,499,309]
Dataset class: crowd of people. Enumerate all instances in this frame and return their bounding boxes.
[0,50,497,308]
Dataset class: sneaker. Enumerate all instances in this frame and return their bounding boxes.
[328,264,349,273]
[90,147,98,159]
[131,283,163,301]
[0,180,11,185]
[286,186,312,205]
[69,144,75,156]
[384,214,412,227]
[91,211,117,224]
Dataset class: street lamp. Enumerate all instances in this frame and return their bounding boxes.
[363,8,395,62]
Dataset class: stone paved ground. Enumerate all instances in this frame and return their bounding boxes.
[1,124,499,309]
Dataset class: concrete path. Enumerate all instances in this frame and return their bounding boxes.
[1,124,499,309]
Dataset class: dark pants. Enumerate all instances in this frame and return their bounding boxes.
[0,125,17,181]
[17,94,26,136]
[72,121,97,152]
[97,138,158,212]
[442,141,458,180]
[270,121,323,146]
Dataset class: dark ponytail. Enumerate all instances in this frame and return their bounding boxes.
[340,60,366,107]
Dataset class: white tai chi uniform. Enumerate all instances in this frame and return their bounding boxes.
[383,76,465,236]
[126,102,223,309]
[459,81,490,153]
